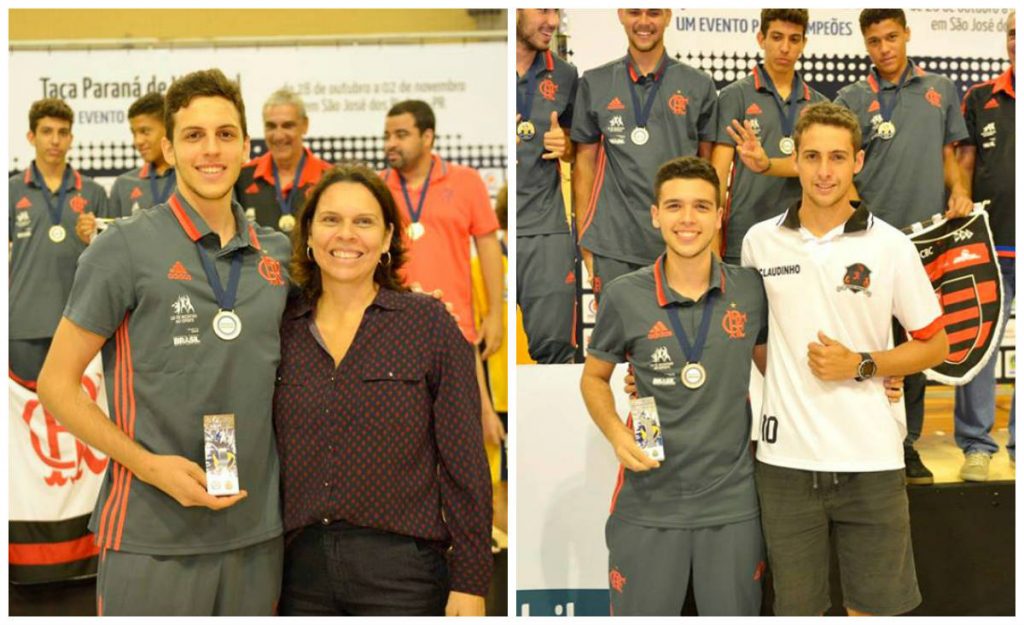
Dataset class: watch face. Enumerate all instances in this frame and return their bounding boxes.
[860,357,877,379]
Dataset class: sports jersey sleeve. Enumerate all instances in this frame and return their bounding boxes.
[559,70,579,129]
[570,72,601,144]
[892,235,943,340]
[464,170,500,237]
[714,83,744,145]
[106,177,126,218]
[62,223,137,338]
[960,87,979,147]
[697,74,719,143]
[942,79,969,145]
[587,282,628,363]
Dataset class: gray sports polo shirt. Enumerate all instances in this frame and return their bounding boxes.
[517,50,578,236]
[834,60,968,228]
[108,162,176,218]
[715,64,827,260]
[588,254,767,528]
[572,54,718,265]
[9,164,109,340]
[63,191,291,555]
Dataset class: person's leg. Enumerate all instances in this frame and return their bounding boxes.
[690,517,764,616]
[215,536,282,616]
[279,527,340,615]
[329,522,448,616]
[829,470,921,616]
[753,462,832,615]
[96,549,217,616]
[516,233,577,363]
[592,255,642,304]
[894,318,933,484]
[606,515,692,616]
[954,351,1000,480]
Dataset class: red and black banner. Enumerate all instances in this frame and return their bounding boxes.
[906,211,1005,385]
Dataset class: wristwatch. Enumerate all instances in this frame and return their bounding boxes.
[855,352,877,382]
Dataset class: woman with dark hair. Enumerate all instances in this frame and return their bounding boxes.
[273,163,492,616]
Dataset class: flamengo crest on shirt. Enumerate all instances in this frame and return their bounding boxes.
[906,209,1004,385]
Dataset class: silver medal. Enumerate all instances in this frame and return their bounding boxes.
[779,136,795,155]
[278,214,296,233]
[212,310,242,341]
[877,121,896,140]
[680,363,707,389]
[630,127,650,146]
[407,222,426,241]
[48,224,67,243]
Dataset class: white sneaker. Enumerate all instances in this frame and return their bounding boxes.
[959,452,991,482]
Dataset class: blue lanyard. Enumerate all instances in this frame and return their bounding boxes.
[272,150,308,217]
[148,165,175,205]
[664,289,717,364]
[517,53,544,120]
[398,158,435,225]
[759,65,802,138]
[625,55,669,129]
[195,242,243,312]
[875,63,913,123]
[31,163,71,226]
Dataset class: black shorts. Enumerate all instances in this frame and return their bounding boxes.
[755,461,921,615]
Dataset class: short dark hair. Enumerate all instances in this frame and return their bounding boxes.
[859,9,906,34]
[128,92,165,121]
[760,9,810,36]
[386,100,436,135]
[495,182,508,230]
[164,69,247,141]
[654,157,721,204]
[793,102,862,153]
[29,98,74,133]
[291,163,409,303]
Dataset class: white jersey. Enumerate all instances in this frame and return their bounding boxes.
[742,203,942,472]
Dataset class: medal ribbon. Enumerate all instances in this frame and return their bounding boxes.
[272,149,308,217]
[759,64,801,138]
[625,55,669,130]
[516,52,544,122]
[398,158,435,226]
[31,163,71,227]
[664,290,717,365]
[148,165,176,205]
[195,243,244,313]
[875,63,913,124]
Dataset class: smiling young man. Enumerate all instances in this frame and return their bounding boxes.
[516,8,580,363]
[581,157,768,615]
[9,98,108,388]
[834,9,971,484]
[104,93,176,218]
[235,88,332,234]
[572,8,718,296]
[741,102,948,615]
[38,69,292,616]
[711,9,828,263]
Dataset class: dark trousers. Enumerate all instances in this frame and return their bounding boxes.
[279,520,449,616]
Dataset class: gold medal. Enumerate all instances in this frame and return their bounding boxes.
[680,363,707,389]
[278,214,296,233]
[517,120,537,141]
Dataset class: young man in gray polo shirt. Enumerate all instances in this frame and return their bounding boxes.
[516,8,580,363]
[572,9,717,297]
[10,98,108,387]
[38,69,291,616]
[834,9,972,484]
[711,9,828,263]
[582,157,768,615]
[106,92,176,218]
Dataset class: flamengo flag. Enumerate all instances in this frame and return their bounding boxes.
[9,357,109,584]
[905,208,1004,385]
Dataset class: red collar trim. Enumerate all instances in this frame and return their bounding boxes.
[544,49,554,71]
[140,162,150,178]
[993,67,1015,98]
[627,53,668,83]
[867,62,921,94]
[248,224,261,250]
[251,147,319,189]
[654,255,669,307]
[23,165,80,191]
[23,168,30,184]
[169,195,202,241]
[753,65,812,102]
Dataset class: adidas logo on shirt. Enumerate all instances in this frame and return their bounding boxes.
[167,261,193,281]
[647,321,673,339]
